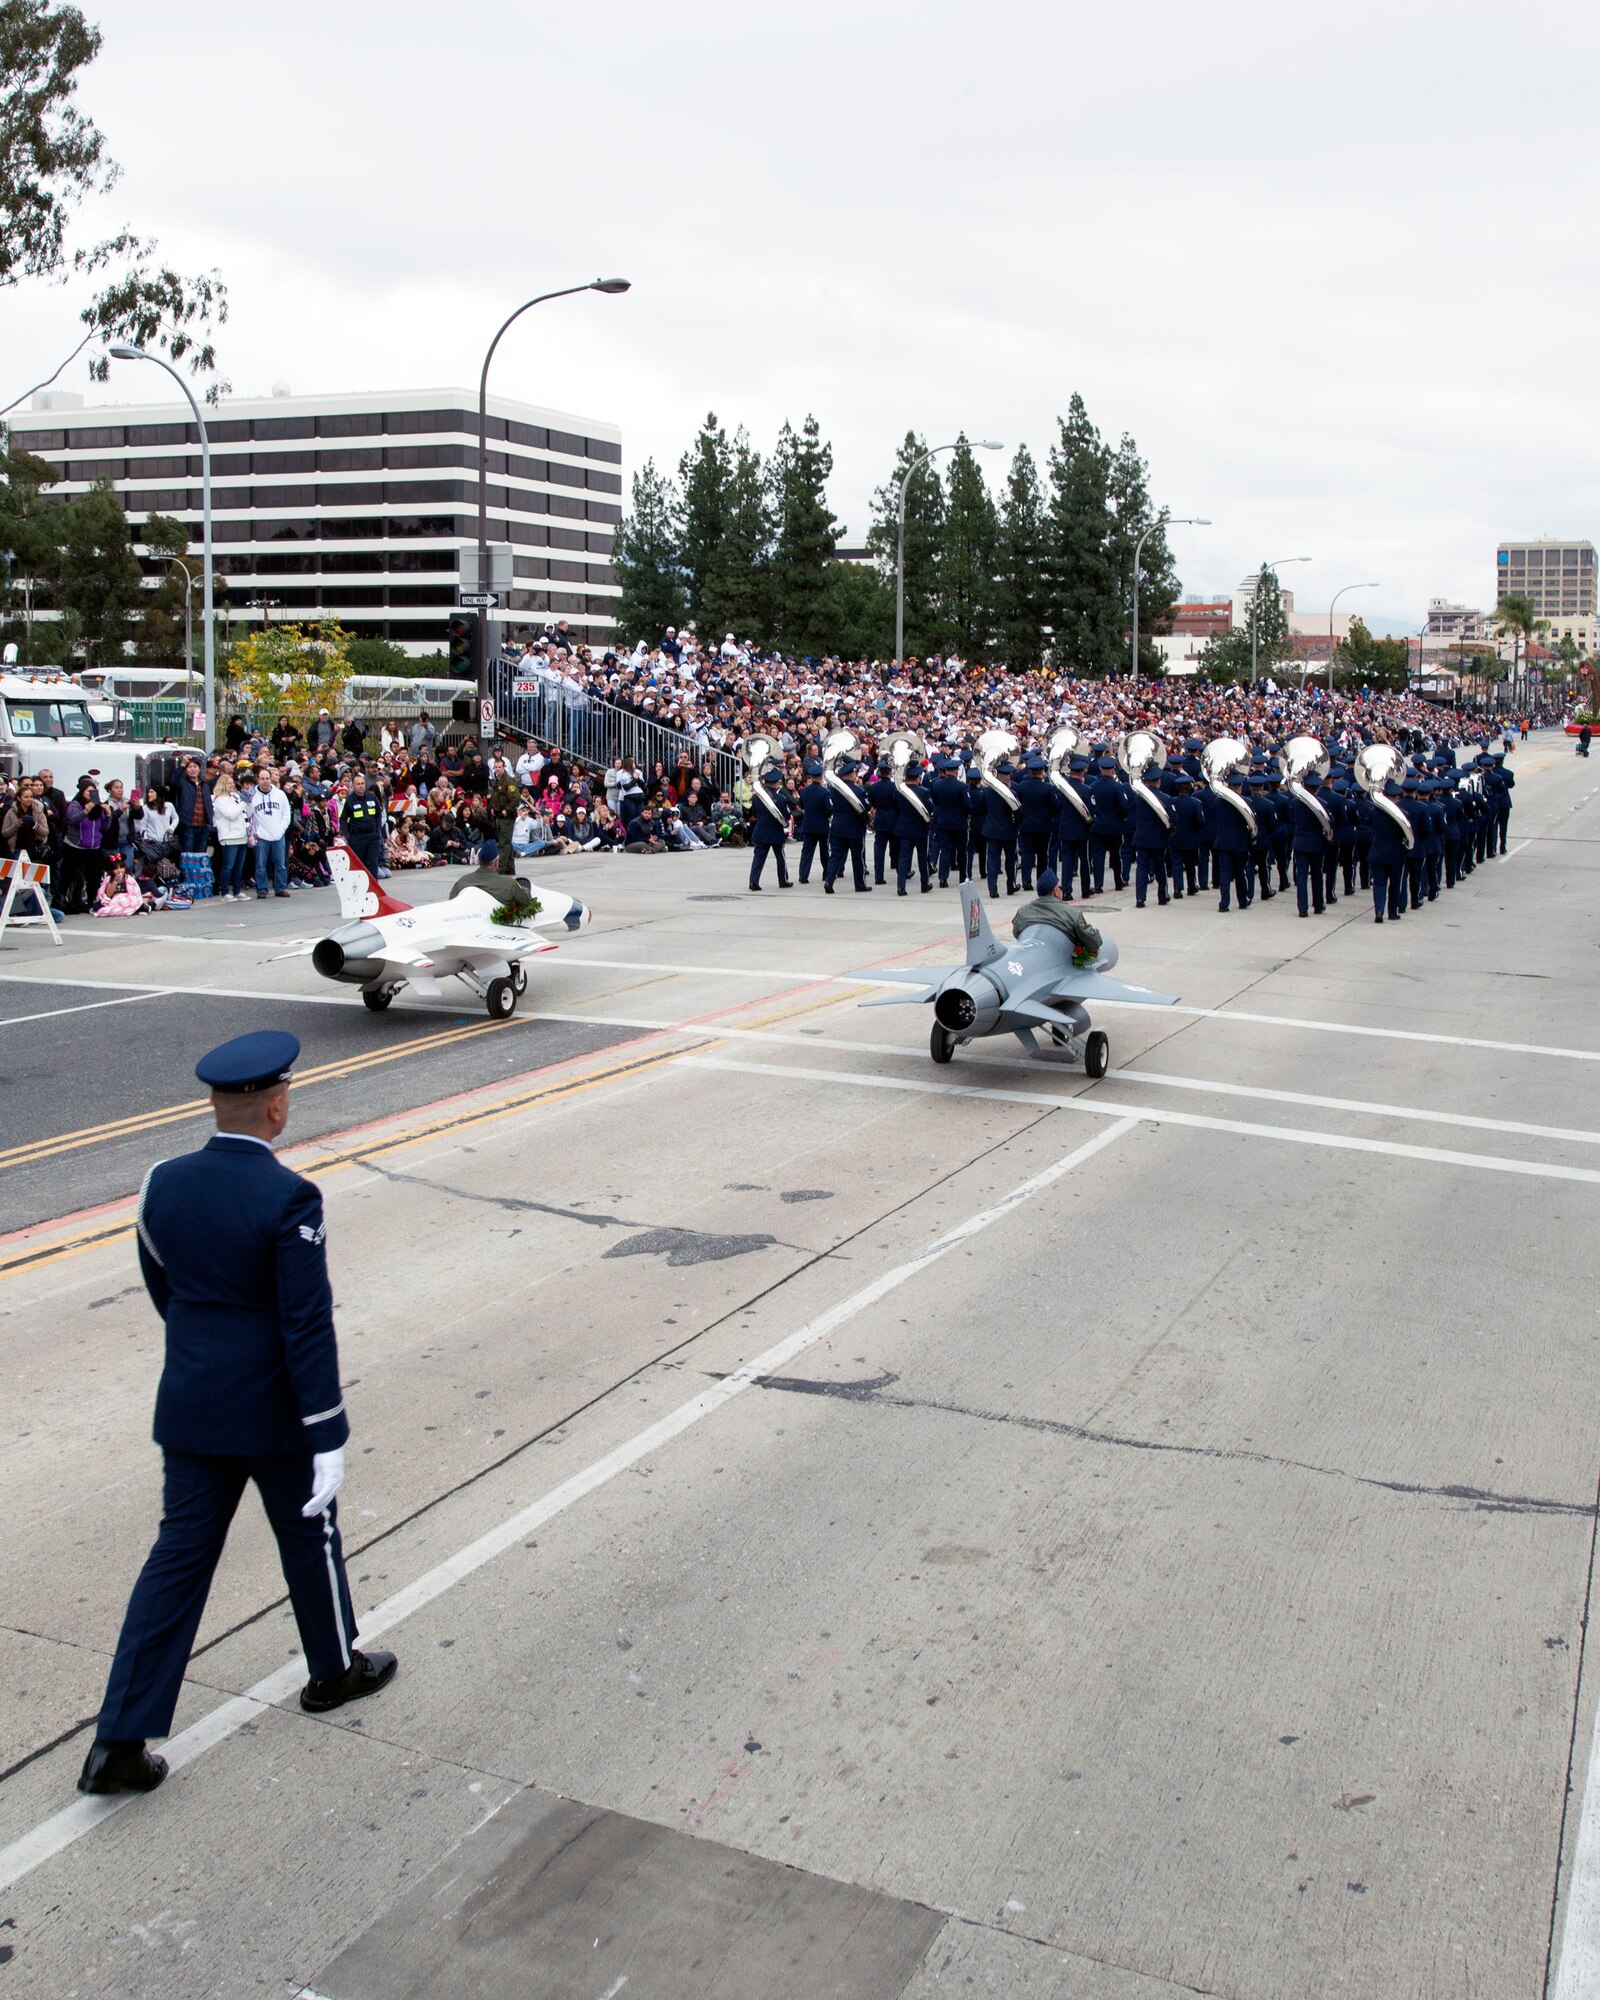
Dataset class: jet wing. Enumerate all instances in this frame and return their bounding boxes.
[1051,971,1177,1006]
[433,929,560,962]
[854,966,959,1008]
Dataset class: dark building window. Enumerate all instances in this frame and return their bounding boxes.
[385,514,460,538]
[321,516,389,540]
[273,587,320,608]
[550,494,584,519]
[386,619,452,641]
[386,480,468,505]
[325,551,384,574]
[124,456,194,481]
[550,526,585,551]
[255,450,316,474]
[514,556,549,580]
[71,426,125,448]
[207,419,252,443]
[586,500,620,525]
[586,437,621,464]
[212,453,254,475]
[253,485,318,509]
[586,530,614,554]
[385,408,468,435]
[319,482,386,507]
[126,422,198,447]
[254,551,319,574]
[258,517,319,541]
[327,586,386,607]
[387,585,456,607]
[549,559,586,584]
[388,548,456,572]
[318,412,382,437]
[253,416,316,440]
[316,448,378,473]
[586,468,622,494]
[588,563,616,586]
[546,460,585,489]
[547,429,585,457]
[10,428,63,451]
[507,419,546,449]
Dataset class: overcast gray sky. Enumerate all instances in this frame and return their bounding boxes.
[8,0,1597,634]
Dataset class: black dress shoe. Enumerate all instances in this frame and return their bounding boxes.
[897,887,907,897]
[301,1648,398,1715]
[78,1739,168,1795]
[824,882,834,895]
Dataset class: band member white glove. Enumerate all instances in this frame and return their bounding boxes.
[302,1448,346,1517]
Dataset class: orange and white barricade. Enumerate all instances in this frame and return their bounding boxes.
[0,857,61,946]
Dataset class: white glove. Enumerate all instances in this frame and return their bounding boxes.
[302,1447,346,1517]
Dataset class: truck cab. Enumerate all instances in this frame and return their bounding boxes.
[0,673,148,789]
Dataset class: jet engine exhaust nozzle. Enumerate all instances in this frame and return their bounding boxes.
[934,976,1000,1036]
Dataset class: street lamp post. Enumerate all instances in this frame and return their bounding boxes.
[475,278,630,703]
[1131,515,1209,684]
[164,555,194,691]
[896,438,1002,663]
[1250,555,1312,682]
[1326,580,1379,685]
[109,345,213,752]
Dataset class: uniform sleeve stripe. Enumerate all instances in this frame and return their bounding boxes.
[302,1402,344,1427]
[135,1160,167,1265]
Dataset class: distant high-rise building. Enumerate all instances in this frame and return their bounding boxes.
[1495,541,1596,655]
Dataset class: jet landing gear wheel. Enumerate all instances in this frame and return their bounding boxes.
[1084,1029,1109,1079]
[930,1022,957,1065]
[361,986,394,1013]
[486,977,518,1020]
[510,961,528,994]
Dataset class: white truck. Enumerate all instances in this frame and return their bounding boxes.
[0,672,154,790]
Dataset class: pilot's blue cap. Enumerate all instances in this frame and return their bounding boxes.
[934,754,955,770]
[479,837,500,863]
[803,758,822,776]
[1024,752,1046,770]
[196,1030,299,1094]
[1037,868,1059,893]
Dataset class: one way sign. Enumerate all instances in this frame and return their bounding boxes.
[459,591,498,609]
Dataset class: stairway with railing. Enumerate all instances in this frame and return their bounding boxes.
[489,651,741,794]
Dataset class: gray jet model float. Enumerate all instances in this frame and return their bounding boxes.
[860,885,1176,1073]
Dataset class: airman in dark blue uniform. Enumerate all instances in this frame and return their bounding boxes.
[895,759,933,895]
[964,765,987,882]
[928,755,969,886]
[1053,753,1095,899]
[869,762,900,885]
[822,757,870,893]
[1130,767,1172,908]
[1289,769,1331,916]
[1167,769,1206,898]
[748,768,795,890]
[795,758,832,885]
[1087,758,1130,894]
[1368,780,1413,921]
[981,763,1021,898]
[79,1032,396,1799]
[1207,778,1254,911]
[1014,753,1054,893]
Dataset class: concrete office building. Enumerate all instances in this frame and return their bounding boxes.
[9,386,623,653]
[1496,539,1596,655]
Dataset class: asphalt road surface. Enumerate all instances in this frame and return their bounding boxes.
[0,732,1596,1999]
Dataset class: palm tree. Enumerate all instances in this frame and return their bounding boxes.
[1492,593,1547,710]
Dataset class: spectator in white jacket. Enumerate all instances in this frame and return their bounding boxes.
[211,772,251,899]
[249,763,292,898]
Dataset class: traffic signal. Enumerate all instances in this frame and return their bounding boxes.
[446,611,482,683]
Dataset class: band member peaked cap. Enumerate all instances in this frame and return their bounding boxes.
[196,1030,300,1094]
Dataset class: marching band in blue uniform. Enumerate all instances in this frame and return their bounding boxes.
[744,733,1512,929]
[78,1031,396,1800]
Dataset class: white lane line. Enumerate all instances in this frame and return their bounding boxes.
[2,964,1596,1065]
[0,991,167,1030]
[1556,1695,1600,2000]
[683,1056,1600,1188]
[0,1117,1138,1894]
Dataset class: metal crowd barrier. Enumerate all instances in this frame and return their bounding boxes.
[490,653,739,794]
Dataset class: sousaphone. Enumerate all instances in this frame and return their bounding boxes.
[740,732,784,822]
[975,728,1020,811]
[1353,742,1414,850]
[883,728,931,823]
[1202,736,1257,839]
[1116,729,1170,832]
[1046,724,1092,822]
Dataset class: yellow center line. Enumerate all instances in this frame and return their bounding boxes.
[0,1016,517,1171]
[0,1041,694,1282]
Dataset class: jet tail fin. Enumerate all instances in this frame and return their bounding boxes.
[327,840,411,921]
[961,883,1004,967]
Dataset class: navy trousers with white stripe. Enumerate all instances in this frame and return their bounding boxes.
[98,1450,356,1741]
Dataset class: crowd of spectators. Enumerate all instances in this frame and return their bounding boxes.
[1,622,1558,923]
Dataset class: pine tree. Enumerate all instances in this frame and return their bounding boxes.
[939,436,999,661]
[994,445,1048,670]
[0,442,59,662]
[52,481,143,667]
[676,412,731,635]
[1107,433,1178,678]
[1043,394,1119,677]
[1246,565,1292,678]
[702,427,771,644]
[767,415,839,658]
[613,460,686,645]
[868,431,945,660]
